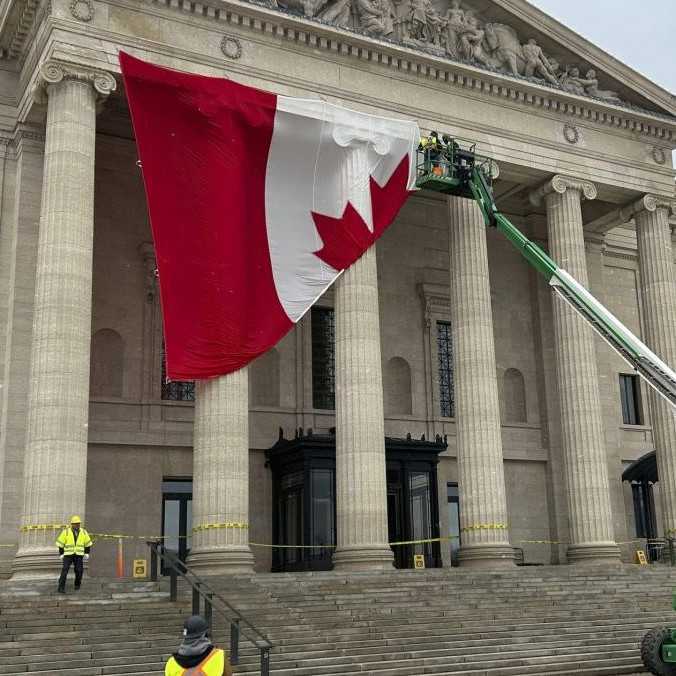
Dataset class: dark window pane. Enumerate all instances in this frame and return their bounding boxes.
[409,471,432,562]
[632,483,647,538]
[161,480,193,494]
[437,321,454,417]
[161,341,195,401]
[619,374,641,425]
[312,307,335,410]
[310,469,335,561]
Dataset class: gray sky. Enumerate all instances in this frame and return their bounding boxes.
[528,0,676,94]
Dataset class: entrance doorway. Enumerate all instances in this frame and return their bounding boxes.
[267,431,444,571]
[161,479,192,573]
[447,483,461,566]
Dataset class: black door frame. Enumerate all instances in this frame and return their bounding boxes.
[161,479,192,574]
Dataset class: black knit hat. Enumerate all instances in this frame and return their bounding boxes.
[183,615,209,639]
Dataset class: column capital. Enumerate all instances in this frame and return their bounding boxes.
[33,61,117,105]
[529,175,597,206]
[625,194,676,220]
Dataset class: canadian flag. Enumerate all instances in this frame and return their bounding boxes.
[120,52,419,380]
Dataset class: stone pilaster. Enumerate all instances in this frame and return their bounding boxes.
[12,63,116,578]
[530,175,620,564]
[448,196,514,568]
[188,370,254,574]
[629,195,676,538]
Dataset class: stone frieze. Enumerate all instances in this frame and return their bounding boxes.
[259,0,627,106]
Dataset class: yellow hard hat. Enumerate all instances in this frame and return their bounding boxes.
[70,515,82,525]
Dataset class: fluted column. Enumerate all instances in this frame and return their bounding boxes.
[448,196,514,568]
[12,63,116,578]
[333,141,392,571]
[189,370,254,574]
[630,195,676,538]
[530,175,619,564]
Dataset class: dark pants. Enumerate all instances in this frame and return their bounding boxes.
[58,555,83,591]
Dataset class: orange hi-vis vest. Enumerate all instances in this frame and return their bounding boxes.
[164,648,230,676]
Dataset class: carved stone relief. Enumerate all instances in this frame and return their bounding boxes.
[265,0,627,105]
[221,34,243,59]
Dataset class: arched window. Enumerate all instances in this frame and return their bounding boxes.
[250,348,280,407]
[90,329,124,397]
[503,368,527,423]
[385,357,412,415]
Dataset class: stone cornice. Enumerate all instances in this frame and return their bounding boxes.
[32,59,116,103]
[529,175,597,206]
[0,0,50,62]
[110,0,675,140]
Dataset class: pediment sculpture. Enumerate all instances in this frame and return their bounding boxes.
[268,0,624,105]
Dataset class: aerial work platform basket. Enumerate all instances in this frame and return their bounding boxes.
[415,135,495,199]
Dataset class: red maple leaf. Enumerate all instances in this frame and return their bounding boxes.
[312,155,411,270]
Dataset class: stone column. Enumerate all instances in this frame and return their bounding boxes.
[333,141,393,571]
[188,370,254,574]
[12,63,116,578]
[448,196,514,568]
[0,129,43,577]
[630,196,676,538]
[530,175,620,564]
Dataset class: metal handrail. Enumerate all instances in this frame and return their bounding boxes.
[147,540,273,675]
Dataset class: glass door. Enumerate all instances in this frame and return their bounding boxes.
[447,483,461,566]
[387,468,405,568]
[409,471,433,566]
[161,479,192,574]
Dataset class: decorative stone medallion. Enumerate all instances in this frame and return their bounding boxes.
[651,147,666,165]
[221,35,243,60]
[562,123,579,144]
[70,0,94,21]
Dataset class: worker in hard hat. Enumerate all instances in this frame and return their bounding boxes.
[55,515,92,594]
[165,615,232,675]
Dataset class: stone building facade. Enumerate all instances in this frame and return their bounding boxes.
[0,0,674,578]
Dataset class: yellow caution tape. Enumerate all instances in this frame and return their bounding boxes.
[19,524,66,532]
[461,523,508,532]
[249,542,335,549]
[192,522,249,533]
[389,535,459,546]
[249,535,461,549]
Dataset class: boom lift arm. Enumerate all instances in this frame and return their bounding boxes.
[415,136,676,409]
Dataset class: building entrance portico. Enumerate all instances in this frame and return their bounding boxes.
[0,0,673,580]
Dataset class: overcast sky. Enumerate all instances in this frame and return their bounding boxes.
[528,0,675,94]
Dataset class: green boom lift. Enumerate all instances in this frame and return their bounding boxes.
[415,136,676,410]
[416,132,676,676]
[415,136,676,676]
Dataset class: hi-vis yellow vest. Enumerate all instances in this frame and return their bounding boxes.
[55,527,92,556]
[164,648,229,676]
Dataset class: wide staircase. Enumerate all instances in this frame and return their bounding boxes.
[1,566,675,675]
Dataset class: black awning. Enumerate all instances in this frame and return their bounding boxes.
[622,450,658,484]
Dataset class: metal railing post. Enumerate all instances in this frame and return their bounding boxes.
[260,646,270,676]
[192,584,201,616]
[230,619,240,665]
[169,566,177,602]
[204,592,213,629]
